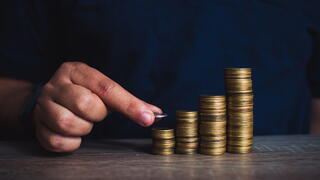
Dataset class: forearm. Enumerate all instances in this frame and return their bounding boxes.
[0,77,34,138]
[310,98,320,134]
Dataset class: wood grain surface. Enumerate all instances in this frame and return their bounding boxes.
[0,135,320,180]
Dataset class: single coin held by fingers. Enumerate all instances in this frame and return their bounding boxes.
[154,113,168,119]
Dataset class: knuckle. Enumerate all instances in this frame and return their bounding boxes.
[60,62,74,70]
[48,135,65,151]
[60,62,87,71]
[56,112,75,133]
[75,94,93,114]
[73,62,87,69]
[97,80,116,97]
[41,83,54,95]
[81,124,93,135]
[126,101,142,115]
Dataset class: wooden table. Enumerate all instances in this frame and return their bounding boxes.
[0,135,320,180]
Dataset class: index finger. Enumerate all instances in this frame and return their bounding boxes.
[67,62,161,127]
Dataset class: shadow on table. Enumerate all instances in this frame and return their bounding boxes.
[9,139,152,157]
[98,139,151,154]
[5,140,74,157]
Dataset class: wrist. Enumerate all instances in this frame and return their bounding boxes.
[20,84,43,137]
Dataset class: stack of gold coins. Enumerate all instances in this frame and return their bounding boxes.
[224,68,254,153]
[151,127,175,155]
[175,111,198,154]
[199,96,227,155]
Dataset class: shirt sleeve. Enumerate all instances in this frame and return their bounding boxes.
[303,1,320,98]
[0,0,59,83]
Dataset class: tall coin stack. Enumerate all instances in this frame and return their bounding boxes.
[199,96,227,155]
[151,127,175,155]
[224,68,254,153]
[175,111,198,154]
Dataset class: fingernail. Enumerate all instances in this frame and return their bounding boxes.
[140,112,154,127]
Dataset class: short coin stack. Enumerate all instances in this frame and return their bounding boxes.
[151,127,175,155]
[199,96,227,155]
[175,111,198,154]
[224,68,254,153]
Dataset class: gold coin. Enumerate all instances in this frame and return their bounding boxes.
[200,109,226,114]
[225,87,252,92]
[176,129,198,134]
[201,135,226,141]
[176,123,198,128]
[175,148,198,155]
[176,133,198,137]
[199,129,226,136]
[228,128,253,133]
[176,137,199,143]
[225,78,252,83]
[225,85,252,89]
[228,93,253,101]
[199,107,226,112]
[199,127,226,133]
[227,120,253,126]
[227,133,253,138]
[227,145,252,154]
[200,147,226,155]
[228,124,253,129]
[152,148,175,155]
[200,101,226,106]
[224,74,251,79]
[228,102,253,107]
[176,111,198,117]
[152,139,176,148]
[228,137,252,141]
[176,120,198,124]
[228,127,253,132]
[200,121,226,126]
[226,90,253,94]
[200,125,226,130]
[200,141,226,148]
[225,84,252,89]
[176,142,199,149]
[225,81,252,85]
[199,95,226,102]
[227,140,253,146]
[228,106,253,112]
[176,118,198,123]
[227,127,253,132]
[228,118,253,124]
[200,103,226,108]
[200,115,226,121]
[228,111,253,117]
[200,129,226,134]
[224,68,252,74]
[200,112,226,116]
[226,87,252,92]
[176,131,198,137]
[176,126,198,130]
[225,82,253,93]
[199,128,226,134]
[151,127,175,139]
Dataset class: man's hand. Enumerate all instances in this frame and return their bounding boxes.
[33,62,162,152]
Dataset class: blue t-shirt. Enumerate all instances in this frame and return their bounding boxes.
[1,0,320,138]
